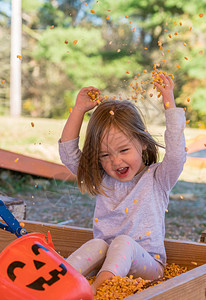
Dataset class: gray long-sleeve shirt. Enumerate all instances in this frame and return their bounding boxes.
[59,108,186,267]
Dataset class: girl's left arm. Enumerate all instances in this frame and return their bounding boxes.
[154,75,187,192]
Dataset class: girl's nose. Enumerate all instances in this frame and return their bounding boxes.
[111,155,122,166]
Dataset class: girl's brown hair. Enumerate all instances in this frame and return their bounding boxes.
[77,99,164,196]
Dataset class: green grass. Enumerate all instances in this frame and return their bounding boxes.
[0,115,205,183]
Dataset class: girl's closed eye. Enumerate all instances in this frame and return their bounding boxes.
[120,148,129,153]
[100,153,109,158]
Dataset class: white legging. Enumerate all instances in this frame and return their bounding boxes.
[67,235,164,280]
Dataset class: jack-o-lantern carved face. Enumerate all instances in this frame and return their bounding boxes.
[0,233,93,300]
[7,243,67,291]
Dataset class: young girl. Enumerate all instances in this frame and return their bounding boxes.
[59,74,186,294]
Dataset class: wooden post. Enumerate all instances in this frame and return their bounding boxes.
[10,0,22,116]
[200,230,206,243]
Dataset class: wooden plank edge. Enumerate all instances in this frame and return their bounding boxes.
[0,148,76,181]
[0,221,205,267]
[125,264,206,300]
[164,238,206,270]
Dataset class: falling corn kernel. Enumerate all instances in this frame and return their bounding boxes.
[132,28,135,32]
[109,110,114,115]
[174,32,178,35]
[17,55,22,60]
[31,122,34,127]
[125,208,128,213]
[176,64,181,68]
[199,50,203,54]
[50,25,54,29]
[184,57,189,60]
[90,9,95,13]
[73,40,78,45]
[125,15,129,18]
[165,102,170,108]
[94,218,98,222]
[69,107,73,112]
[174,21,177,25]
[187,98,190,102]
[183,42,187,47]
[180,195,184,199]
[1,80,5,84]
[14,158,19,163]
[155,254,160,259]
[84,2,87,6]
[146,231,151,236]
[133,200,137,203]
[190,27,192,31]
[185,147,188,152]
[180,22,183,25]
[20,222,25,227]
[79,268,82,273]
[149,93,153,97]
[106,16,110,20]
[191,261,197,266]
[168,34,172,38]
[186,120,190,124]
[143,69,147,73]
[165,209,168,212]
[64,40,68,44]
[199,13,204,17]
[125,70,130,74]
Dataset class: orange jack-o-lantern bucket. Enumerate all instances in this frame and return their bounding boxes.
[0,232,93,300]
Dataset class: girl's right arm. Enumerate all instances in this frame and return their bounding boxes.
[59,86,100,175]
[60,86,100,142]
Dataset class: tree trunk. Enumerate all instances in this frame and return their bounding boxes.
[10,0,22,117]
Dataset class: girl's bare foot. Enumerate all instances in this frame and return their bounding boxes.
[90,271,114,295]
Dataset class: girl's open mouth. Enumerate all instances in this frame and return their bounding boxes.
[115,167,129,177]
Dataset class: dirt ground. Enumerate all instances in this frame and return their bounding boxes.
[9,176,205,243]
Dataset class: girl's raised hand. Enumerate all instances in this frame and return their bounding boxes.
[75,86,101,113]
[154,75,176,110]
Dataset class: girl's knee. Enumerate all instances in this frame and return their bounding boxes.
[86,238,109,253]
[92,238,108,247]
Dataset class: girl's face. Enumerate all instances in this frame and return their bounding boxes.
[99,126,147,182]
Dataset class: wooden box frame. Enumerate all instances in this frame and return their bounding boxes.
[0,221,205,300]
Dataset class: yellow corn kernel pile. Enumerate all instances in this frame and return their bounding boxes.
[164,262,187,278]
[89,275,150,299]
[87,263,188,300]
